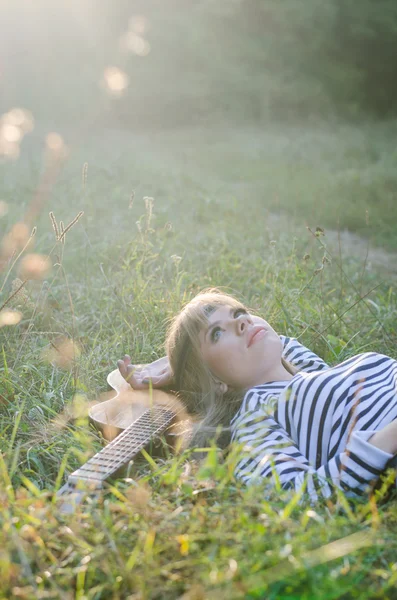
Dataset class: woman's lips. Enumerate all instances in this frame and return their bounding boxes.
[247,327,266,347]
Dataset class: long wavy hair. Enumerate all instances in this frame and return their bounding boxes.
[165,289,298,449]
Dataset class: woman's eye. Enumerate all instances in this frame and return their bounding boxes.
[234,308,247,318]
[211,327,222,342]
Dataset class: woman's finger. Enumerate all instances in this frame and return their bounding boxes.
[142,371,172,386]
[117,359,127,378]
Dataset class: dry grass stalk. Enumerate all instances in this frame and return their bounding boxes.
[82,162,88,189]
[0,225,36,297]
[58,211,84,242]
[49,211,59,240]
[144,196,154,230]
[59,221,65,244]
[0,279,27,312]
[8,278,34,311]
[48,210,84,242]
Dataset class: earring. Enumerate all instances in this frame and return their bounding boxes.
[217,381,228,395]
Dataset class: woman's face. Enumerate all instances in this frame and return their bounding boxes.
[198,304,283,389]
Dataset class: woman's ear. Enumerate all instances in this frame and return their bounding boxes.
[217,381,228,395]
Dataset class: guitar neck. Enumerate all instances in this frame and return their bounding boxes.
[65,405,176,490]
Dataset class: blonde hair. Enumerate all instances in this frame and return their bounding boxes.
[165,289,298,449]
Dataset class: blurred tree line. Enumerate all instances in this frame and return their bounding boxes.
[1,0,397,127]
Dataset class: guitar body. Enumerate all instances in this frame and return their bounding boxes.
[89,369,180,443]
[57,369,191,512]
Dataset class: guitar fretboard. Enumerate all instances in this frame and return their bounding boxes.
[66,405,176,489]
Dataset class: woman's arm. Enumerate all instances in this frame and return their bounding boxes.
[232,400,394,503]
[279,335,330,373]
[368,420,397,454]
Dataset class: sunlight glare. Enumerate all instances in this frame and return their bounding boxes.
[120,32,151,57]
[129,15,149,35]
[0,139,20,160]
[3,108,34,133]
[1,222,30,257]
[45,132,68,160]
[103,67,129,96]
[18,253,52,281]
[43,336,81,369]
[0,108,34,160]
[46,132,64,151]
[0,310,23,328]
[1,124,23,143]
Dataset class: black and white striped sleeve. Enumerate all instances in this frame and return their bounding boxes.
[232,394,393,503]
[280,335,329,373]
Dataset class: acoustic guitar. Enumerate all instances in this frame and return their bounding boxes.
[57,369,190,512]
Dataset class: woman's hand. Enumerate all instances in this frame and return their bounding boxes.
[117,355,173,389]
[368,420,397,455]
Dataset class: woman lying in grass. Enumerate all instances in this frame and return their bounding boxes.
[118,289,397,502]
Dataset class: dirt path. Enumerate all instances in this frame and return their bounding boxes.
[321,228,397,278]
[266,212,397,279]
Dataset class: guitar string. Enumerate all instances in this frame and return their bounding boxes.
[89,414,175,468]
[67,383,192,487]
[72,407,180,479]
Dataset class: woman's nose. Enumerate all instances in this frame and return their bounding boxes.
[236,315,249,334]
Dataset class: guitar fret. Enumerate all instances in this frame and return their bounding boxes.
[67,406,176,486]
[56,373,190,512]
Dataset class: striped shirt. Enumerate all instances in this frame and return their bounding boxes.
[231,335,397,502]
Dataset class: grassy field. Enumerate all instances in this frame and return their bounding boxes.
[1,120,397,599]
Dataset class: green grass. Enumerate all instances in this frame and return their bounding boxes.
[1,120,397,599]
